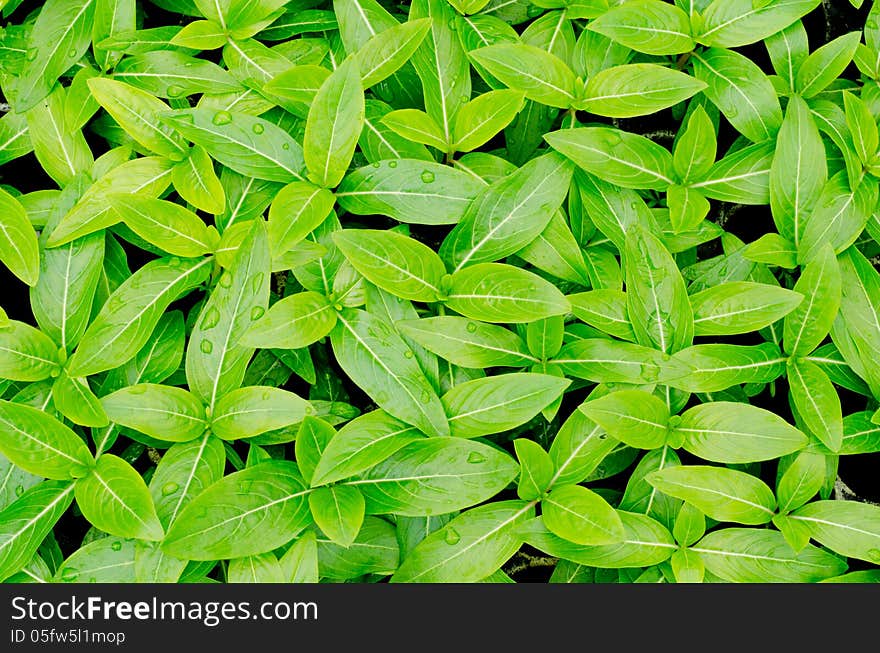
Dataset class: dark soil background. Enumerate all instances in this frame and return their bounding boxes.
[1,0,878,581]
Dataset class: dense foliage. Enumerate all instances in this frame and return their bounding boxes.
[0,0,879,584]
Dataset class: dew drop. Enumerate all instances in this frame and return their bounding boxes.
[60,567,79,582]
[161,482,179,496]
[167,84,184,98]
[465,322,477,333]
[201,307,221,329]
[129,385,147,395]
[219,272,233,288]
[420,391,432,403]
[250,272,265,293]
[252,123,265,134]
[444,528,461,545]
[50,367,61,378]
[388,160,398,168]
[606,132,622,146]
[110,541,122,551]
[68,48,78,58]
[467,452,486,464]
[281,142,290,150]
[403,349,414,358]
[250,306,265,321]
[212,110,233,126]
[200,339,213,354]
[420,170,435,184]
[372,162,381,168]
[14,484,24,496]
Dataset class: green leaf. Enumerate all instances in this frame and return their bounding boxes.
[452,89,524,152]
[843,91,878,165]
[113,51,243,98]
[311,410,423,487]
[551,338,666,385]
[783,244,840,357]
[673,105,717,183]
[787,358,843,452]
[441,152,574,270]
[514,438,554,500]
[0,321,60,382]
[469,43,577,109]
[545,127,674,190]
[625,225,693,353]
[587,0,694,55]
[161,109,306,183]
[211,386,311,440]
[690,281,803,336]
[295,417,336,487]
[241,291,336,350]
[52,371,108,428]
[334,229,446,302]
[351,438,519,516]
[646,465,776,525]
[336,159,484,225]
[673,502,706,547]
[0,481,74,582]
[267,181,335,256]
[381,108,447,149]
[391,500,533,582]
[11,0,96,112]
[663,342,787,392]
[0,187,39,286]
[172,144,226,215]
[308,485,365,548]
[304,57,364,189]
[698,0,822,48]
[691,527,846,582]
[671,548,705,583]
[776,451,825,513]
[109,194,215,257]
[56,536,136,582]
[795,32,861,98]
[186,219,270,410]
[354,17,432,88]
[279,531,319,583]
[331,309,449,437]
[445,263,570,323]
[317,515,399,580]
[227,552,284,583]
[790,500,880,564]
[692,47,782,143]
[87,77,188,160]
[548,408,618,488]
[673,401,808,464]
[770,95,826,249]
[74,454,164,541]
[579,64,706,118]
[691,141,773,204]
[579,390,670,450]
[568,290,634,341]
[25,85,94,188]
[169,19,227,50]
[163,460,312,560]
[742,233,798,269]
[442,372,570,438]
[0,399,93,480]
[543,483,625,545]
[68,256,211,377]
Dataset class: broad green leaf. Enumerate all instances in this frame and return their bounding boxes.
[109,194,215,257]
[0,481,74,583]
[311,410,424,486]
[87,78,188,160]
[788,359,843,453]
[74,454,164,541]
[586,0,694,55]
[68,256,211,377]
[172,144,226,215]
[442,372,570,438]
[692,527,846,582]
[521,512,677,568]
[673,401,808,464]
[552,338,666,385]
[625,225,693,353]
[279,531,319,583]
[170,19,227,50]
[11,0,96,112]
[113,51,243,98]
[776,451,825,513]
[580,390,670,450]
[440,152,574,271]
[309,485,365,548]
[795,32,861,98]
[211,386,311,440]
[267,181,335,255]
[102,384,206,443]
[791,500,880,564]
[517,209,592,286]
[664,342,787,392]
[545,127,674,190]
[692,47,782,143]
[52,371,108,428]
[570,170,656,251]
[317,516,400,580]
[673,502,706,548]
[391,500,533,582]
[567,291,636,341]
[469,43,577,109]
[295,417,336,487]
[25,85,94,188]
[0,111,32,167]
[543,483,625,545]
[646,465,776,525]
[0,321,60,382]
[452,89,524,152]
[526,316,565,361]
[359,100,433,162]
[0,400,93,480]
[0,187,39,287]
[331,309,449,437]
[241,291,336,351]
[149,434,226,529]
[673,105,716,183]
[514,438,554,500]
[618,446,682,531]
[334,229,446,302]
[161,109,306,183]
[336,159,484,225]
[690,281,802,336]
[227,552,284,583]
[304,57,364,189]
[55,536,136,583]
[783,244,840,357]
[691,140,773,204]
[354,18,432,88]
[698,0,822,48]
[445,263,570,323]
[843,92,878,165]
[351,438,519,516]
[163,460,312,560]
[186,220,270,410]
[397,316,536,368]
[671,548,705,583]
[381,109,448,149]
[549,407,618,488]
[770,95,826,249]
[579,64,706,118]
[742,233,798,269]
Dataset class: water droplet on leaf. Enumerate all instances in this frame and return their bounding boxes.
[281,142,290,150]
[201,307,221,329]
[161,482,179,496]
[403,349,414,358]
[60,567,79,582]
[250,306,265,321]
[110,541,122,551]
[388,160,398,168]
[219,272,233,288]
[212,110,233,126]
[466,322,477,333]
[167,85,184,98]
[252,123,265,134]
[420,170,435,184]
[444,528,461,545]
[14,484,24,496]
[200,339,213,354]
[467,452,486,464]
